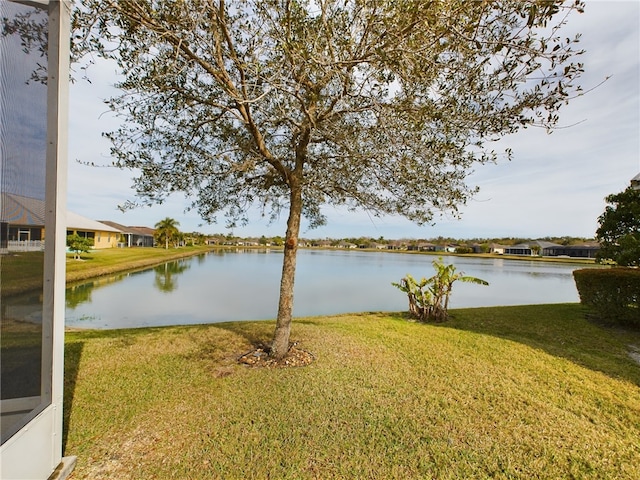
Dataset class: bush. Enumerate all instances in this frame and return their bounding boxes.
[573,268,640,326]
[67,233,94,260]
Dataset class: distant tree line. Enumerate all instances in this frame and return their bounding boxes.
[202,234,596,249]
[150,220,596,252]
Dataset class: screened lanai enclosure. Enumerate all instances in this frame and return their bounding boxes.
[0,1,73,479]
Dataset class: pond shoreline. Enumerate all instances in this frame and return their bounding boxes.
[65,248,594,330]
[65,245,219,285]
[66,244,596,286]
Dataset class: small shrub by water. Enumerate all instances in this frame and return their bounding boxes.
[392,258,488,322]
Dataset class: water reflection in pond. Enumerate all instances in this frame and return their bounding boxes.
[65,249,597,329]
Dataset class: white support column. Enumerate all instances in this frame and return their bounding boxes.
[45,1,74,477]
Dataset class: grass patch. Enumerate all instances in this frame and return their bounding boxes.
[1,251,43,296]
[64,304,640,479]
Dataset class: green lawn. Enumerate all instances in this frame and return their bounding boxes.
[1,251,43,296]
[63,303,640,479]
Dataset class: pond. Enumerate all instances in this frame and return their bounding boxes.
[64,249,595,329]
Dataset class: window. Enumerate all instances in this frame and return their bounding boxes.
[76,230,95,240]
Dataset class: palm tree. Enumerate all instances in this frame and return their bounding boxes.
[393,258,488,322]
[154,217,180,250]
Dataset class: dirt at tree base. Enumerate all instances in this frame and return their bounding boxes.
[238,343,315,368]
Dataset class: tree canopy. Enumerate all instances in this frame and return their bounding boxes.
[596,186,640,266]
[63,0,586,358]
[67,233,93,260]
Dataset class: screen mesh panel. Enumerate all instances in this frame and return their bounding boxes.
[0,0,50,445]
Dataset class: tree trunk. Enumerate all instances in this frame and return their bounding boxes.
[271,185,303,360]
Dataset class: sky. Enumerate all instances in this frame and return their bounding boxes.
[67,1,640,240]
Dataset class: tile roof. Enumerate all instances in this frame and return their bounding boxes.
[1,192,45,225]
[67,211,121,233]
[99,221,155,236]
[1,193,120,232]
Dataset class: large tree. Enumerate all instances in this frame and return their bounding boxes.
[596,186,640,266]
[67,0,585,358]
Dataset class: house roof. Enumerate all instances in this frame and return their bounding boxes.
[1,192,120,232]
[130,226,155,236]
[98,221,154,237]
[506,241,562,249]
[1,192,45,225]
[67,212,121,233]
[534,240,562,249]
[98,220,128,232]
[546,242,600,250]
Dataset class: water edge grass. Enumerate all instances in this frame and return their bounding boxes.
[63,303,640,479]
[65,245,219,284]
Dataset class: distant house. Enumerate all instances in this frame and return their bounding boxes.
[631,173,640,191]
[129,226,156,246]
[502,240,555,256]
[471,243,486,254]
[99,221,155,247]
[489,244,506,254]
[386,241,407,250]
[543,243,600,259]
[205,235,224,245]
[499,240,598,258]
[67,212,121,249]
[407,242,437,252]
[503,243,533,256]
[310,239,332,248]
[0,192,120,251]
[1,192,45,251]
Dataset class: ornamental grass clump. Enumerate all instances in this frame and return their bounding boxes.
[393,258,488,322]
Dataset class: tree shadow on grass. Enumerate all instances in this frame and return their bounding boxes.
[203,320,316,367]
[212,320,276,350]
[401,303,640,387]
